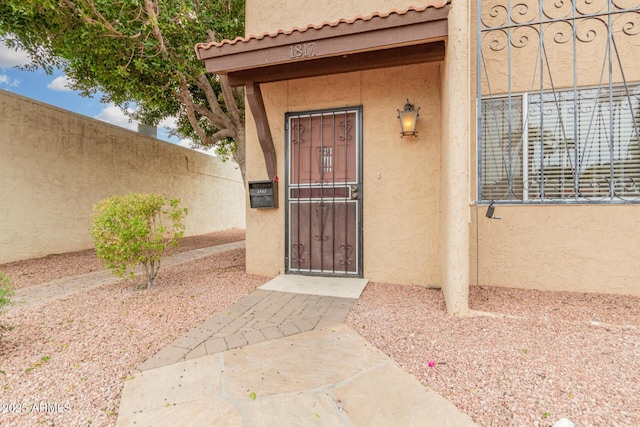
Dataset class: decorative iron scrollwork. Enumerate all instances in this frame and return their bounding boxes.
[478,0,640,204]
[292,243,305,265]
[291,123,306,144]
[338,244,353,266]
[313,203,330,241]
[337,120,353,142]
[480,0,640,52]
[481,0,640,29]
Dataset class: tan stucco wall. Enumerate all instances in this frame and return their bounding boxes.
[244,0,448,285]
[245,0,443,35]
[441,0,471,314]
[468,0,640,297]
[245,64,443,285]
[476,0,640,94]
[470,204,640,296]
[0,90,245,264]
[243,0,640,298]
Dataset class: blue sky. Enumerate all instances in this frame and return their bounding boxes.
[0,39,212,155]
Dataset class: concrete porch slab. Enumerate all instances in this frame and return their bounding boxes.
[258,274,368,299]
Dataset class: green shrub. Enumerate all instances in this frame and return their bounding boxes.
[0,272,13,312]
[0,272,14,342]
[90,193,188,288]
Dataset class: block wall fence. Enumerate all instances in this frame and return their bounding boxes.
[0,90,245,264]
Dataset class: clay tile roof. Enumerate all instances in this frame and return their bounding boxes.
[195,1,451,54]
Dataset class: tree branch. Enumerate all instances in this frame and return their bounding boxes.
[190,103,225,129]
[219,74,242,125]
[178,75,213,145]
[143,0,166,53]
[195,74,234,130]
[177,74,237,146]
[65,0,125,37]
[210,128,237,142]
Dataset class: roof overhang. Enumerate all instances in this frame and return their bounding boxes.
[194,3,450,181]
[195,3,450,86]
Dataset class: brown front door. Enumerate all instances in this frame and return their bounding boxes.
[286,107,362,276]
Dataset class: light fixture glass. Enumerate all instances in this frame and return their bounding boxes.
[397,99,420,137]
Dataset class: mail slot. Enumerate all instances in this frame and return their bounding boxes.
[248,180,278,209]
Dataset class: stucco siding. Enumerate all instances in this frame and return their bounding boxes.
[245,63,443,285]
[245,0,437,36]
[242,0,640,299]
[470,205,640,296]
[0,90,245,264]
[361,64,442,285]
[469,0,640,296]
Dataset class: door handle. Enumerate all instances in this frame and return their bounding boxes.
[350,185,359,199]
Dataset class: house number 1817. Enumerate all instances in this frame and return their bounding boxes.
[289,43,316,59]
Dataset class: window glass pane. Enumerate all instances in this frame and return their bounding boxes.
[527,90,581,200]
[479,97,524,201]
[527,85,640,201]
[479,84,640,203]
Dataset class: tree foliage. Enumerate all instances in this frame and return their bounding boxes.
[0,0,248,180]
[90,193,187,288]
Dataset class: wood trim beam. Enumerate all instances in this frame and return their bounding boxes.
[202,18,447,76]
[197,6,449,61]
[245,82,277,180]
[228,41,445,86]
[195,5,450,185]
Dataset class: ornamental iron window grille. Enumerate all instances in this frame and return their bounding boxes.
[477,0,640,203]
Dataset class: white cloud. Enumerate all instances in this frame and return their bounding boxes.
[94,104,137,131]
[174,138,193,149]
[47,75,75,91]
[174,137,215,156]
[0,38,32,69]
[0,74,20,88]
[156,116,214,156]
[159,116,177,129]
[95,106,214,156]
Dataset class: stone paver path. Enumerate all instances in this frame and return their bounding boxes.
[136,289,355,372]
[118,283,479,427]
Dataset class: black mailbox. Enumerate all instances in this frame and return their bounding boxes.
[248,180,278,209]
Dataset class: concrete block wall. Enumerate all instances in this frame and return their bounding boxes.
[0,90,245,264]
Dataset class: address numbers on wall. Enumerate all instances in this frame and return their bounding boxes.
[289,43,317,59]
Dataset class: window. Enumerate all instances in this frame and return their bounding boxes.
[479,84,640,203]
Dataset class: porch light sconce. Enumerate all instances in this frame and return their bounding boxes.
[398,99,420,137]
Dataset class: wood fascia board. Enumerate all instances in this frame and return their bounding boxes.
[198,6,448,59]
[228,41,445,86]
[199,6,449,74]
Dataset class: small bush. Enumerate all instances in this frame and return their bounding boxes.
[0,272,14,342]
[91,193,188,288]
[0,272,13,312]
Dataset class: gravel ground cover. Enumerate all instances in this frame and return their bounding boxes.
[1,231,639,426]
[346,283,640,427]
[0,229,245,290]
[0,230,265,427]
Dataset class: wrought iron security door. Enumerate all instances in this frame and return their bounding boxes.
[286,107,362,276]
